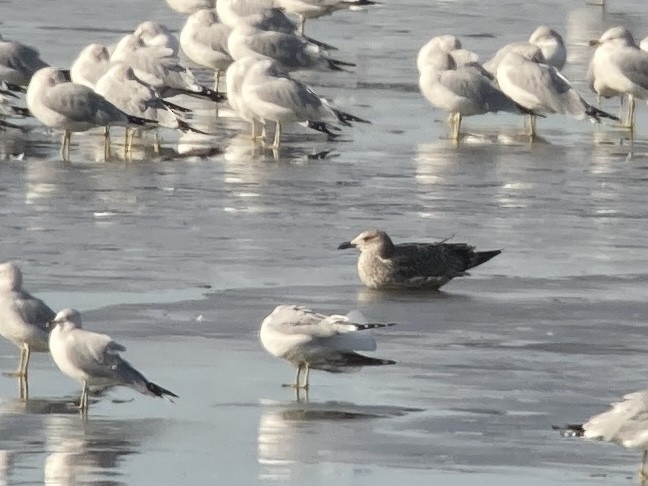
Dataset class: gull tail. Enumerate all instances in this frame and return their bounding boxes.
[341,352,396,367]
[469,249,501,270]
[182,86,227,103]
[303,34,338,51]
[146,381,179,402]
[10,106,31,117]
[326,57,356,72]
[585,105,619,123]
[3,82,27,94]
[305,120,342,137]
[162,99,192,114]
[352,322,397,331]
[0,119,25,131]
[552,424,584,438]
[176,119,211,135]
[127,114,158,126]
[333,108,371,126]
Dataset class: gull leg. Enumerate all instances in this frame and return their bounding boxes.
[19,375,28,402]
[214,70,221,93]
[79,381,89,413]
[4,345,27,377]
[640,450,648,481]
[250,120,258,140]
[299,16,306,35]
[104,126,111,161]
[271,122,281,150]
[626,95,636,131]
[282,364,302,388]
[450,113,462,141]
[153,130,161,156]
[21,344,31,378]
[61,130,71,162]
[302,363,310,390]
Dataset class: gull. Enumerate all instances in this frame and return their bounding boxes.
[416,34,479,73]
[48,308,178,413]
[165,0,215,14]
[94,63,204,153]
[588,26,648,129]
[259,304,396,389]
[483,25,567,75]
[641,36,648,52]
[274,0,379,35]
[180,9,233,91]
[26,67,157,161]
[227,56,339,140]
[0,262,55,379]
[111,34,226,103]
[217,0,292,31]
[0,33,49,86]
[227,24,353,72]
[218,0,337,50]
[418,51,540,140]
[559,391,648,480]
[337,229,501,290]
[240,58,368,148]
[134,21,181,57]
[70,44,111,89]
[496,44,618,138]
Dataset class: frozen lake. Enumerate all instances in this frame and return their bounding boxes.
[2,0,648,484]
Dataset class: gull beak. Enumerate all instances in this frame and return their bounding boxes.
[588,39,600,47]
[45,319,57,330]
[337,241,355,250]
[60,69,73,82]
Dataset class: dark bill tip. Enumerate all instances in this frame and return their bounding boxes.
[337,241,354,250]
[588,39,600,47]
[60,69,72,81]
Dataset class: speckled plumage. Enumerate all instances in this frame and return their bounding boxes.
[338,229,501,290]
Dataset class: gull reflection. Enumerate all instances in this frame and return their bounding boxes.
[0,450,13,486]
[257,399,418,481]
[43,415,143,486]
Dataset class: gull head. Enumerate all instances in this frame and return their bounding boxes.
[134,21,171,40]
[338,229,394,256]
[48,308,83,331]
[106,63,139,83]
[81,43,110,63]
[529,26,564,48]
[30,67,70,89]
[0,261,23,292]
[191,9,219,26]
[590,26,636,48]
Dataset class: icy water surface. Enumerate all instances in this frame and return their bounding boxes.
[2,0,648,484]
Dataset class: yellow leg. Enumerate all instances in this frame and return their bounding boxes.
[302,363,310,390]
[282,364,302,388]
[19,375,28,402]
[61,130,71,161]
[640,450,648,481]
[4,345,27,377]
[79,381,89,414]
[104,126,111,161]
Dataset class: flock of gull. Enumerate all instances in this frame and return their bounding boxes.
[1,0,648,162]
[3,0,648,479]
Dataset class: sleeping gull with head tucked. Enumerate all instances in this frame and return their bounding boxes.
[70,43,112,89]
[338,229,501,290]
[0,262,55,379]
[259,304,396,389]
[48,308,178,413]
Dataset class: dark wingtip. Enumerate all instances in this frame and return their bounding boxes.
[306,120,341,137]
[202,87,227,103]
[586,105,619,122]
[177,119,210,135]
[552,424,585,437]
[147,381,178,399]
[127,115,157,126]
[338,241,354,250]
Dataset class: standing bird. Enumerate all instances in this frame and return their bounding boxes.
[417,34,479,74]
[48,308,178,413]
[418,50,540,140]
[26,67,157,161]
[337,229,501,290]
[0,262,55,379]
[496,45,617,138]
[240,58,368,148]
[259,304,396,389]
[134,21,181,57]
[558,390,648,480]
[70,43,112,90]
[588,26,648,130]
[180,9,233,92]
